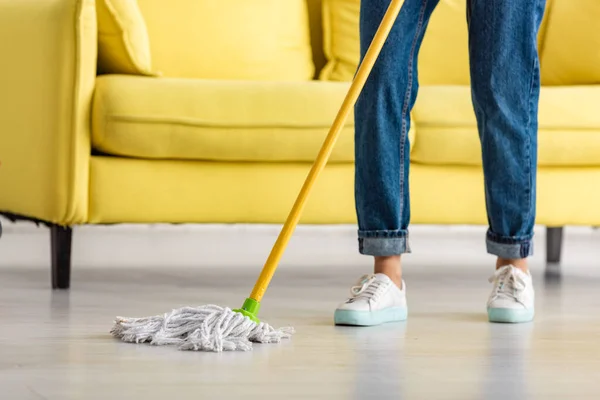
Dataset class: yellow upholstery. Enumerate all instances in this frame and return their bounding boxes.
[92,75,417,162]
[1,0,600,232]
[412,86,600,167]
[89,157,600,226]
[137,0,314,81]
[417,0,470,85]
[320,0,361,82]
[92,76,355,162]
[540,0,600,85]
[89,157,355,224]
[96,0,155,76]
[410,165,600,226]
[0,0,95,224]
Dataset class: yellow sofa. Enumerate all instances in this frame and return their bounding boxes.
[1,0,599,288]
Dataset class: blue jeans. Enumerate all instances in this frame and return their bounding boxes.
[355,0,546,259]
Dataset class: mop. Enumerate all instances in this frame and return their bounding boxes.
[111,0,405,352]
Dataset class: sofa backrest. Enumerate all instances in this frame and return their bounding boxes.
[540,0,600,85]
[137,0,315,81]
[134,0,600,85]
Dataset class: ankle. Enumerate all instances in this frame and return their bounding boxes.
[374,256,402,288]
[497,257,529,273]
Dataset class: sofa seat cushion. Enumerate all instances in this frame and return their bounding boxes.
[93,75,364,163]
[412,86,600,167]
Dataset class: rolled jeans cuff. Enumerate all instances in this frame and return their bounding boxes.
[358,230,411,256]
[486,230,534,259]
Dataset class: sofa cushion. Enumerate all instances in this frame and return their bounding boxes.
[320,0,361,82]
[540,0,600,85]
[92,76,364,162]
[97,0,155,76]
[136,0,314,81]
[411,86,600,167]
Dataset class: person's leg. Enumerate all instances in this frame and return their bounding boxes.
[468,0,546,269]
[335,0,440,327]
[468,0,546,323]
[355,0,439,287]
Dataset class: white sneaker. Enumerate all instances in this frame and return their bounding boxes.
[334,273,407,326]
[487,265,535,323]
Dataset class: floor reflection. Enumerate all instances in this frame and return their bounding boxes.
[337,323,407,400]
[482,323,533,400]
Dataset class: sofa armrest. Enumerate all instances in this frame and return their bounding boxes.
[0,0,96,225]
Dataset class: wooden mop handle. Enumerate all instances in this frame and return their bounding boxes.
[250,0,404,302]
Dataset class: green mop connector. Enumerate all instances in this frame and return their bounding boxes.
[233,298,261,323]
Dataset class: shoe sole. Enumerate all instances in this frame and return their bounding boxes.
[487,308,534,323]
[334,307,408,326]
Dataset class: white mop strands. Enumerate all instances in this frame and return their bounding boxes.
[111,305,294,352]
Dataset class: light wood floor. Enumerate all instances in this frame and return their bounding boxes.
[1,226,599,399]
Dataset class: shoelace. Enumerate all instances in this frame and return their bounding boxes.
[488,266,527,305]
[348,274,387,302]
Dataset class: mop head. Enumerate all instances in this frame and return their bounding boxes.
[111,305,294,352]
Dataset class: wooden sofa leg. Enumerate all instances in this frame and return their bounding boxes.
[51,225,72,289]
[546,227,563,265]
